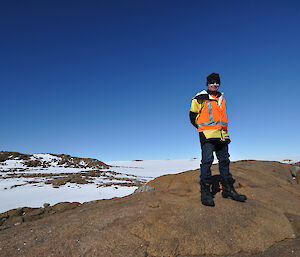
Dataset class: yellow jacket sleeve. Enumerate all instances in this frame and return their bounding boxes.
[190,99,205,113]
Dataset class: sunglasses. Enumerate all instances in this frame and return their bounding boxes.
[208,82,220,87]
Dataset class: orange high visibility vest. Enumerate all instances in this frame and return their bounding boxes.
[196,94,228,132]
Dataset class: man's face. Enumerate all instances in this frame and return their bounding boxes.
[207,82,220,92]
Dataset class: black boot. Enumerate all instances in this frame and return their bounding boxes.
[222,178,247,202]
[200,179,215,207]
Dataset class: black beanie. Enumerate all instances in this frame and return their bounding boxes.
[206,73,221,85]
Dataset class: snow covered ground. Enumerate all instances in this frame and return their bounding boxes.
[0,158,200,213]
[106,159,200,178]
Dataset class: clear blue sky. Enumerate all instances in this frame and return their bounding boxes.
[1,0,300,161]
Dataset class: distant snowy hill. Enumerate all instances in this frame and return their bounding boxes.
[0,152,200,213]
[0,151,109,171]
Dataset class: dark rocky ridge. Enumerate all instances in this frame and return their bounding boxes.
[0,160,300,257]
[0,151,109,169]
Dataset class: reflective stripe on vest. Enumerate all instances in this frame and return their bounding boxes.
[207,101,213,122]
[197,121,228,127]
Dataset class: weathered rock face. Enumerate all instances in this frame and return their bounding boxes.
[0,161,300,257]
[0,202,81,230]
[290,165,300,184]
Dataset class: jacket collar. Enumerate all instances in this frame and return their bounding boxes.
[194,90,223,101]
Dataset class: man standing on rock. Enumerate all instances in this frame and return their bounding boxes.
[189,73,247,206]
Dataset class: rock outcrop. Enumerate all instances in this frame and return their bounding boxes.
[0,151,110,170]
[0,160,300,257]
[290,165,300,184]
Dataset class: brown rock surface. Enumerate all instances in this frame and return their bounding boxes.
[0,160,300,257]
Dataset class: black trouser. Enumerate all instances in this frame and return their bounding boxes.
[200,141,232,181]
